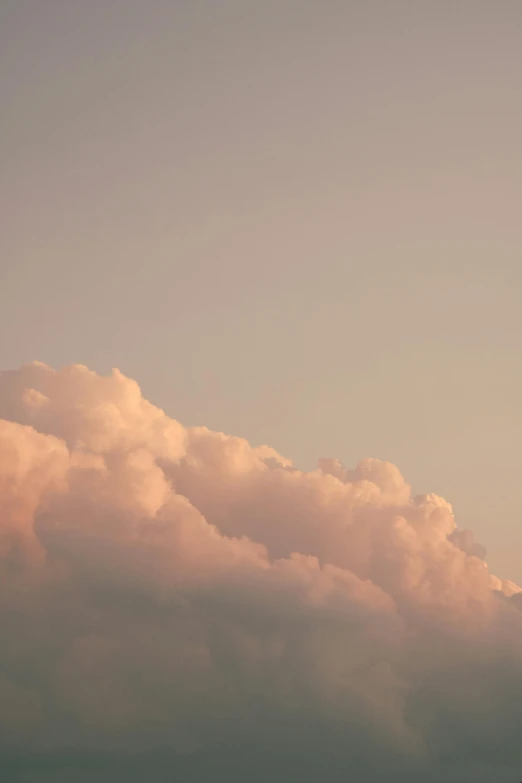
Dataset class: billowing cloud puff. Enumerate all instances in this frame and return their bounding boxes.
[0,363,521,782]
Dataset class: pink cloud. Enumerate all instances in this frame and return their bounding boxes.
[0,362,521,779]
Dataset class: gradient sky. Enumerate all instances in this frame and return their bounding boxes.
[2,0,522,584]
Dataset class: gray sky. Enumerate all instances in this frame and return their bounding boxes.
[2,0,522,583]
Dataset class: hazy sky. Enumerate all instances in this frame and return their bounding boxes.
[2,0,522,584]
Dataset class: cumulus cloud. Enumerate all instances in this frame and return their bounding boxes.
[0,362,521,782]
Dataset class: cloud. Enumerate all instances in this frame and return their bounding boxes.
[448,527,487,560]
[0,362,521,782]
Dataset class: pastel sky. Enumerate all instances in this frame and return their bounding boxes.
[2,0,522,610]
[3,1,522,581]
[2,6,522,779]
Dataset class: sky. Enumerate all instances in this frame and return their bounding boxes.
[1,3,522,779]
[2,1,522,580]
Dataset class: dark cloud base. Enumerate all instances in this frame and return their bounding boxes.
[2,750,520,783]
